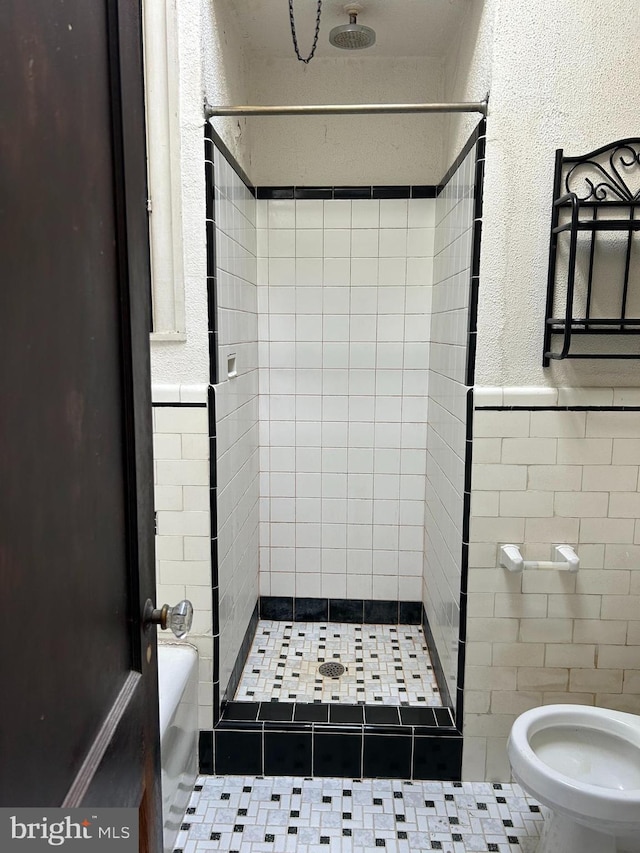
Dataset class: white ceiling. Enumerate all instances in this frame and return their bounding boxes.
[226,0,469,59]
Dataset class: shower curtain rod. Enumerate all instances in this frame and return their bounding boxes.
[204,100,487,117]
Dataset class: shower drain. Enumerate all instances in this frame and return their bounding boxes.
[318,662,346,678]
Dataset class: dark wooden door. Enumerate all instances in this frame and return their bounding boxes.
[0,0,161,848]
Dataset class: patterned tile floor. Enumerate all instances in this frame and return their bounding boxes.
[174,776,544,853]
[233,621,442,706]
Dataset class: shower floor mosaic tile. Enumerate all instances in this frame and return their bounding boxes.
[174,776,544,853]
[233,621,442,706]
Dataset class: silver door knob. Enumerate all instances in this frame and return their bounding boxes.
[144,599,193,638]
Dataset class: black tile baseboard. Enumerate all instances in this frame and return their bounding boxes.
[259,597,423,625]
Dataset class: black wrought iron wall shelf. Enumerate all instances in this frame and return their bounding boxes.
[543,138,640,365]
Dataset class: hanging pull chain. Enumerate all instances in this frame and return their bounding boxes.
[289,0,322,63]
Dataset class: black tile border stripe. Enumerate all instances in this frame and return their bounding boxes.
[198,730,214,774]
[151,401,207,408]
[256,185,438,200]
[476,404,640,411]
[438,119,485,193]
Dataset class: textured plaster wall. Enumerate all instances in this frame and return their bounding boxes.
[465,0,640,388]
[248,56,445,186]
[201,0,253,176]
[150,0,253,387]
[442,0,495,169]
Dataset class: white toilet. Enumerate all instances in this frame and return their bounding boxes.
[507,704,640,853]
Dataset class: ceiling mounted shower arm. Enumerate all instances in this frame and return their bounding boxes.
[203,101,488,118]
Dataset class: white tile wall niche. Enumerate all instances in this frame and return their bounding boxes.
[212,146,260,706]
[153,383,213,730]
[257,196,435,606]
[423,139,482,715]
[464,403,640,782]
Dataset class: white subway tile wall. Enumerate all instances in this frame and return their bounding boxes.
[257,197,435,603]
[464,406,640,781]
[423,145,479,708]
[153,391,214,729]
[213,148,260,702]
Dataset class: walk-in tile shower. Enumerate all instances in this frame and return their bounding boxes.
[185,116,487,779]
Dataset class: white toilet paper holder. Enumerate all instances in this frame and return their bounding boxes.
[500,544,579,573]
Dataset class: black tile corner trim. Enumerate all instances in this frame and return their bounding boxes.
[411,185,438,198]
[222,701,260,721]
[437,117,486,194]
[205,124,255,196]
[198,730,214,775]
[413,734,462,781]
[399,600,423,624]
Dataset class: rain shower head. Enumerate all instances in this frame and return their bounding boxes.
[329,3,376,50]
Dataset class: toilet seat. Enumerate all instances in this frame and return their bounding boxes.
[508,704,640,846]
